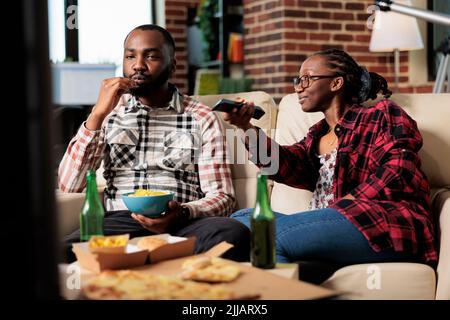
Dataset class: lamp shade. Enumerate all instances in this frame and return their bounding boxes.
[370,0,424,52]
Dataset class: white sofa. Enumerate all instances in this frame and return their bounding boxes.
[56,91,450,300]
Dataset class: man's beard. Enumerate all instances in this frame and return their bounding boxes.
[126,66,171,96]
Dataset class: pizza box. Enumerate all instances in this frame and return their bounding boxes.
[129,234,196,263]
[65,241,337,300]
[72,241,148,273]
[72,234,196,273]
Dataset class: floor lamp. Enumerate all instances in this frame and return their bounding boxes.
[369,0,424,91]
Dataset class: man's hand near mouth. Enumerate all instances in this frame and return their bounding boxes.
[86,77,137,131]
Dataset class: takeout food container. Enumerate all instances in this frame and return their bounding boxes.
[129,233,196,264]
[72,241,148,274]
[72,233,196,273]
[88,234,129,254]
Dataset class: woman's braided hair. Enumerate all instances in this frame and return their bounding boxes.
[312,49,392,104]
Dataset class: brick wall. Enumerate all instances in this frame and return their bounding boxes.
[165,0,433,100]
[244,0,433,102]
[165,0,199,92]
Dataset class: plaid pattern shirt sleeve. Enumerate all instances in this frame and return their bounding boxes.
[183,104,236,218]
[243,127,318,191]
[58,122,106,192]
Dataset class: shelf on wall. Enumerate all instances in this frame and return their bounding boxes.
[188,0,244,94]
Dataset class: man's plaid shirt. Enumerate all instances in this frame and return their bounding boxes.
[58,85,235,218]
[252,99,437,267]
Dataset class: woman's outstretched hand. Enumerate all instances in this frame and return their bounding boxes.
[222,98,256,131]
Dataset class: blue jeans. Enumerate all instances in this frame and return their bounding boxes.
[231,208,415,266]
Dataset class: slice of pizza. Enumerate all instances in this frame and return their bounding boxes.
[180,256,241,283]
[136,236,168,251]
[83,270,235,300]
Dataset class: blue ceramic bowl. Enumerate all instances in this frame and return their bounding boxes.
[122,191,175,218]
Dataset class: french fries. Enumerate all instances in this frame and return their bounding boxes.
[88,234,129,254]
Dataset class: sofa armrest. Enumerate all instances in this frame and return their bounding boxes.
[55,191,85,237]
[56,187,104,237]
[433,188,450,300]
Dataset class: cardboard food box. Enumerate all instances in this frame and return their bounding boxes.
[88,234,129,254]
[68,241,337,300]
[64,241,338,300]
[129,234,196,263]
[72,233,196,273]
[72,241,147,274]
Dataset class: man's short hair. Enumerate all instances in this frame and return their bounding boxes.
[124,24,176,57]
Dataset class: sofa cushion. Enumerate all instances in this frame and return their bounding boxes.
[194,91,278,210]
[56,186,105,236]
[56,191,85,237]
[321,263,436,300]
[387,94,450,189]
[270,93,322,213]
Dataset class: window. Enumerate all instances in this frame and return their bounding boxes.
[48,0,157,165]
[78,0,153,71]
[48,0,66,62]
[48,0,156,73]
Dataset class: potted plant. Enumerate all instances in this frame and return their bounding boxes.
[197,0,219,62]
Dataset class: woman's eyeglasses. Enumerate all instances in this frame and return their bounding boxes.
[293,74,339,89]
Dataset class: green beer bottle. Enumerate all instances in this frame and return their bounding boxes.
[251,173,276,269]
[80,170,105,241]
